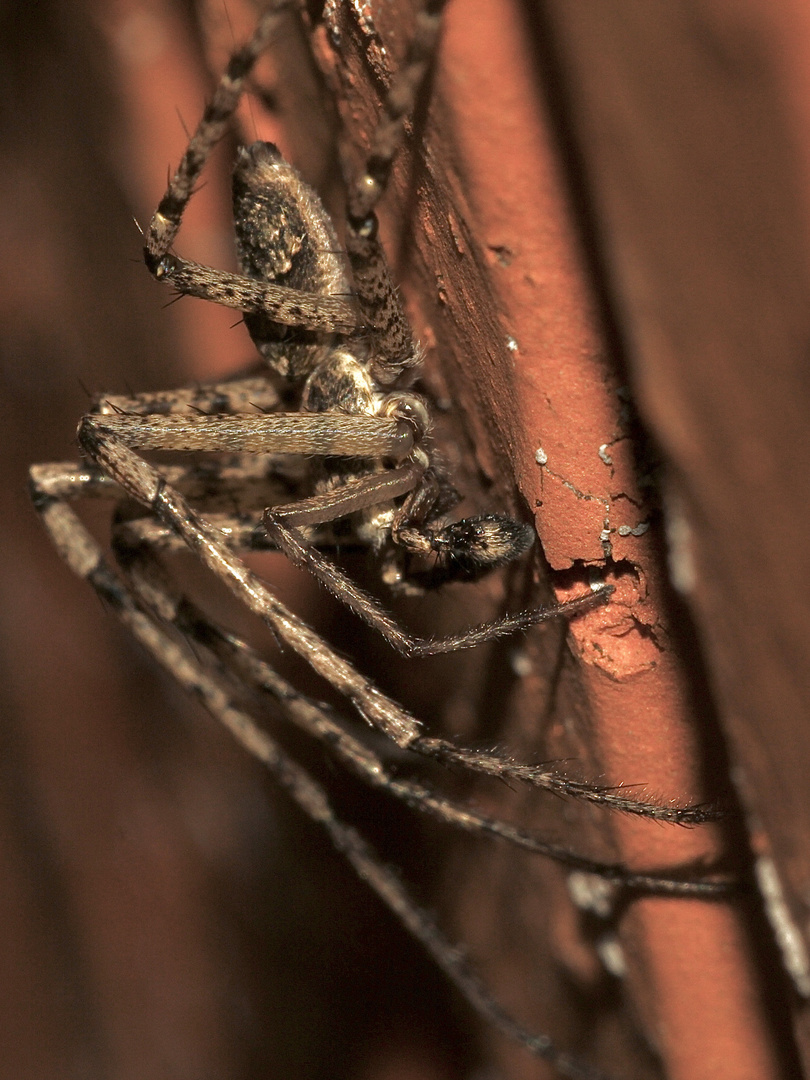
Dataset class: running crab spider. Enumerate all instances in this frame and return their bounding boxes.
[29,1,731,1076]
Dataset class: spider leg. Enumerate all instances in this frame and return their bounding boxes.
[59,427,721,824]
[81,409,413,458]
[265,461,426,526]
[30,453,330,559]
[143,1,360,338]
[29,466,618,1080]
[264,509,611,656]
[118,539,734,901]
[114,513,281,557]
[95,372,285,418]
[147,255,360,334]
[347,0,448,227]
[343,1,449,385]
[145,0,291,263]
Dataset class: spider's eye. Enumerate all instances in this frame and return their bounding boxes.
[151,254,178,280]
[238,141,282,168]
[380,393,430,441]
[359,215,377,239]
[349,209,379,240]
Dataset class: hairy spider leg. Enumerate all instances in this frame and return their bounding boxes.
[29,464,732,894]
[66,414,718,826]
[29,464,619,1080]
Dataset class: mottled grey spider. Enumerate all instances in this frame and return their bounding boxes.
[29,2,729,1077]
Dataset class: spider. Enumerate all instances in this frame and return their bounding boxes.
[29,2,732,1077]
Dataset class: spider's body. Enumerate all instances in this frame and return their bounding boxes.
[146,116,538,593]
[234,138,410,554]
[230,138,432,565]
